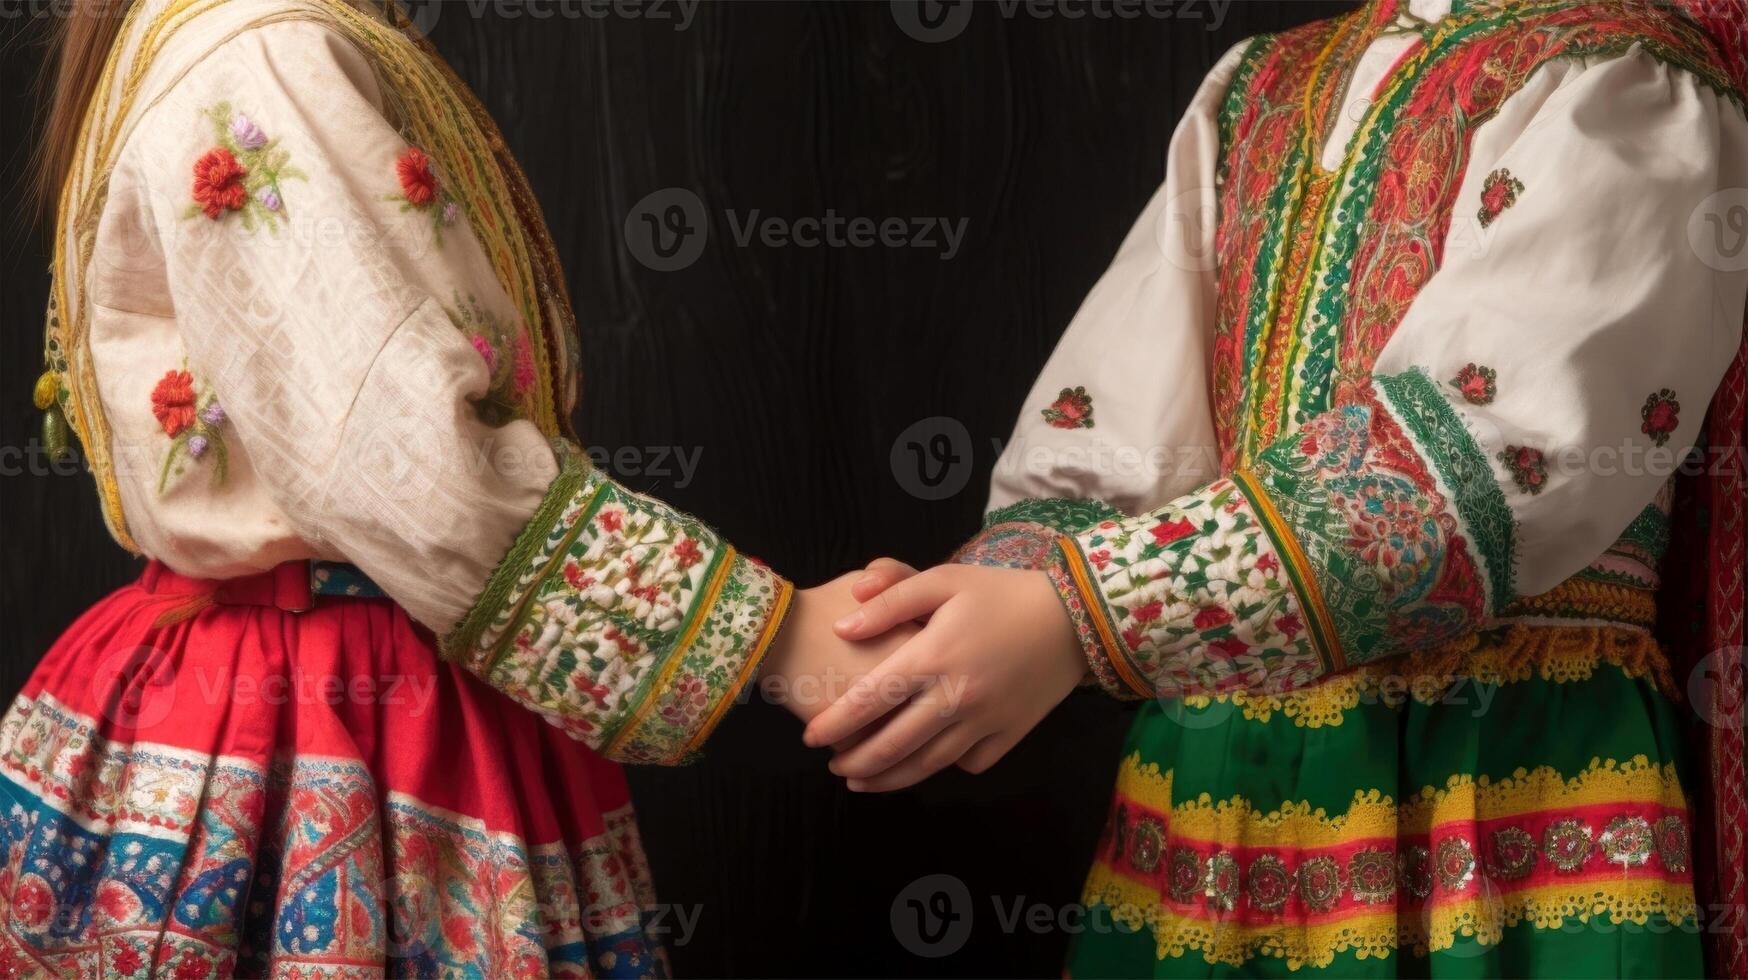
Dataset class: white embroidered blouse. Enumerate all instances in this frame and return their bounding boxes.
[979,3,1748,696]
[69,0,790,763]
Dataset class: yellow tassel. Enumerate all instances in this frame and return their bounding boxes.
[32,370,59,411]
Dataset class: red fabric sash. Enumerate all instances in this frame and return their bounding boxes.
[1663,3,1747,976]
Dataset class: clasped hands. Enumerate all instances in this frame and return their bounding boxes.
[758,560,1086,792]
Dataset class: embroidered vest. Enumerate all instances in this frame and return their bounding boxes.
[1208,0,1738,625]
[38,0,580,552]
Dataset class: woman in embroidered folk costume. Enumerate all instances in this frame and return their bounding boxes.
[813,0,1748,975]
[9,0,908,975]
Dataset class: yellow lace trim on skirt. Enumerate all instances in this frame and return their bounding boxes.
[1177,623,1673,728]
[1084,865,1697,969]
[1114,752,1687,835]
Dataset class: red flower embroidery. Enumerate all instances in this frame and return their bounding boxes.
[1130,600,1164,624]
[191,147,247,219]
[1256,552,1280,574]
[112,947,144,975]
[673,537,703,568]
[1477,168,1523,228]
[396,146,439,207]
[151,370,198,436]
[1041,386,1094,429]
[1087,548,1112,570]
[596,508,625,533]
[1449,363,1497,405]
[562,561,594,592]
[1274,612,1304,638]
[1150,518,1195,546]
[1192,606,1233,630]
[1498,444,1547,495]
[1640,389,1680,447]
[1208,636,1251,659]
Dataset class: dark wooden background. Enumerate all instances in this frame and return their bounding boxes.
[0,1,1344,975]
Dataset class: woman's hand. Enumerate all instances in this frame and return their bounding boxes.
[802,563,1086,791]
[758,572,920,723]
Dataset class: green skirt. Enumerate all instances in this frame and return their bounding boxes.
[1065,624,1704,979]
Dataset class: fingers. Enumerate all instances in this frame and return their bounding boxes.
[833,567,956,640]
[850,558,920,602]
[845,723,983,793]
[803,635,939,747]
[829,694,955,780]
[955,731,1020,775]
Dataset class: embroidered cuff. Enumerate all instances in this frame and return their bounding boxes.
[443,447,793,764]
[951,497,1126,569]
[1052,478,1325,700]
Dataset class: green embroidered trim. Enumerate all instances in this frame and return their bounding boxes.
[1293,6,1739,429]
[1375,368,1516,610]
[983,497,1125,534]
[1616,502,1671,561]
[1215,36,1269,185]
[441,442,591,659]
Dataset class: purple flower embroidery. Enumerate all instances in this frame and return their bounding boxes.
[441,201,461,226]
[187,434,209,458]
[230,114,268,151]
[200,402,226,426]
[258,188,281,212]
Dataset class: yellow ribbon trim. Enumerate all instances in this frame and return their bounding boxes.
[1178,623,1673,728]
[1233,469,1347,672]
[604,545,738,761]
[683,574,794,761]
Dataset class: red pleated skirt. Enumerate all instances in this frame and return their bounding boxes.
[0,561,667,978]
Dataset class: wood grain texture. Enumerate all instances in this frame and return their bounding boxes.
[0,2,1347,974]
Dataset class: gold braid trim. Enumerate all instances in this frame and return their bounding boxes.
[1178,624,1674,728]
[1499,576,1660,628]
[1094,753,1695,968]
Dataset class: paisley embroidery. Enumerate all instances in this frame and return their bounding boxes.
[1498,444,1548,495]
[151,368,228,493]
[1639,388,1680,446]
[1042,385,1095,429]
[184,104,304,230]
[390,146,461,244]
[1449,363,1497,405]
[1477,168,1524,228]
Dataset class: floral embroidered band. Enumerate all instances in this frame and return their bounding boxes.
[442,445,792,764]
[1041,369,1517,701]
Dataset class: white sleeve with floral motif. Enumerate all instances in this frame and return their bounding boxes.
[109,19,789,763]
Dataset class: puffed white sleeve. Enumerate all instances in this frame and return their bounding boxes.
[983,41,1246,516]
[989,49,1748,700]
[127,21,790,763]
